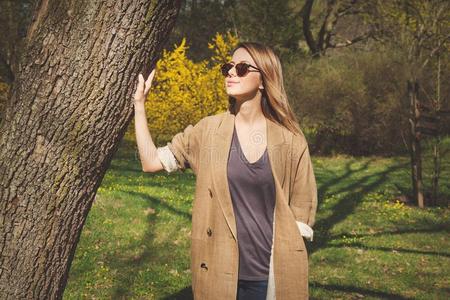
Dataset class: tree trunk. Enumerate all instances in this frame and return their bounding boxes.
[408,80,424,208]
[0,0,181,298]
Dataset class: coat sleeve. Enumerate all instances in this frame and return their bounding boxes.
[156,117,206,174]
[289,135,318,228]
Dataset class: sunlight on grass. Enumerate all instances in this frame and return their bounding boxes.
[64,138,450,299]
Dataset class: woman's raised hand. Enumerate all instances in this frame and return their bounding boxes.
[133,68,156,105]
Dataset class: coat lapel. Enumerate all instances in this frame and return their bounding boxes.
[211,110,288,241]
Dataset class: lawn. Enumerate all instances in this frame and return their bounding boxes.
[64,137,450,299]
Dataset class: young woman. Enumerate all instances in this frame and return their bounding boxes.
[134,42,318,300]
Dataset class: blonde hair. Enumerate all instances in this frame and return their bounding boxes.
[228,42,302,135]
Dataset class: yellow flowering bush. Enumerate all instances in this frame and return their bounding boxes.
[126,31,239,145]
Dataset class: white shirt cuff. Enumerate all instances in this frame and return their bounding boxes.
[156,145,179,173]
[296,221,314,241]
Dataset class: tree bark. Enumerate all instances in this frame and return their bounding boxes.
[408,80,424,208]
[0,0,181,298]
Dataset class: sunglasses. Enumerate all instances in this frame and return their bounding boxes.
[220,62,261,77]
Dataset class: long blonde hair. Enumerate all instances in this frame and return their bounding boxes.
[228,42,302,135]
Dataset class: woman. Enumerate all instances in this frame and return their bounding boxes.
[134,42,318,300]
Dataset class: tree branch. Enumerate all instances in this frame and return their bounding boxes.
[328,29,374,48]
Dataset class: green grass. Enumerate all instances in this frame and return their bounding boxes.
[64,137,450,299]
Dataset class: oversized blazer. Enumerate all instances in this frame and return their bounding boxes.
[156,110,318,299]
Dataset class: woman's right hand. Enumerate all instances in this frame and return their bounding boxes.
[133,68,156,105]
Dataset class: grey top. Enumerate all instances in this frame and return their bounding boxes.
[227,124,276,280]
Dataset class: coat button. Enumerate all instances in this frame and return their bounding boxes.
[208,188,213,198]
[207,227,212,237]
[200,262,208,271]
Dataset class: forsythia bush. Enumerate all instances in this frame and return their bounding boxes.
[126,31,239,145]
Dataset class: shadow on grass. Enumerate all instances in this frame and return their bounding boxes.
[310,282,414,300]
[102,190,192,299]
[126,190,192,220]
[163,281,416,300]
[329,224,449,240]
[161,286,193,300]
[104,166,197,192]
[324,242,450,257]
[309,159,409,254]
[104,193,160,299]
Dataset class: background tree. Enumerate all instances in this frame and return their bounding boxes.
[166,0,237,61]
[0,1,182,298]
[366,0,450,207]
[232,0,302,60]
[0,0,36,83]
[0,0,36,123]
[299,0,378,58]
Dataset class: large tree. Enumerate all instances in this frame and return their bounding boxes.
[0,0,181,298]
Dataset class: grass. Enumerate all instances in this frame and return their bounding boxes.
[63,136,450,299]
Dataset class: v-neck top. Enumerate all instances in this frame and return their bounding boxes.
[226,124,276,280]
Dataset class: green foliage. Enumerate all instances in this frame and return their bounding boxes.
[160,0,449,156]
[284,47,415,156]
[233,0,303,59]
[367,0,450,75]
[165,1,237,61]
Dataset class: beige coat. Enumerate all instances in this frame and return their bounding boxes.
[156,110,318,299]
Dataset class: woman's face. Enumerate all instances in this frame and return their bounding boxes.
[224,47,263,100]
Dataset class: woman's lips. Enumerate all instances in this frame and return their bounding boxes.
[226,81,239,86]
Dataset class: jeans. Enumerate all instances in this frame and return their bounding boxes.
[236,279,268,300]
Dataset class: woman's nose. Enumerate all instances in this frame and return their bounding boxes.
[227,65,237,77]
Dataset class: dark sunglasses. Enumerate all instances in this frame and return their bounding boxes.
[220,62,261,77]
